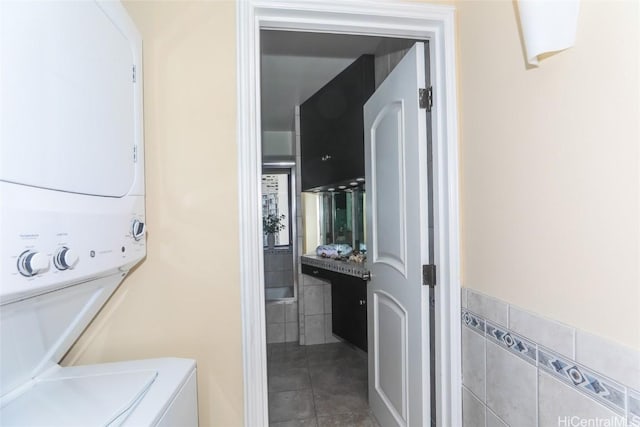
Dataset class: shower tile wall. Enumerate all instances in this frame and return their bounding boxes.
[461,288,640,427]
[263,248,293,288]
[266,300,298,344]
[264,249,296,344]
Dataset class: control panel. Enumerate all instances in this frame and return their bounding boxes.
[0,183,146,304]
[16,250,50,277]
[53,246,79,271]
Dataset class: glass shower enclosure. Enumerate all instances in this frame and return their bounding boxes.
[262,165,297,301]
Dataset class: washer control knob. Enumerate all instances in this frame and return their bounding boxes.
[132,219,146,241]
[17,251,49,277]
[54,247,79,270]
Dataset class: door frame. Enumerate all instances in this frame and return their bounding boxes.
[236,1,461,425]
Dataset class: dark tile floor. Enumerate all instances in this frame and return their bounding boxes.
[267,342,380,427]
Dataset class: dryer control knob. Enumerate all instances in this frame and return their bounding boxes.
[17,251,49,277]
[54,247,79,270]
[132,219,146,241]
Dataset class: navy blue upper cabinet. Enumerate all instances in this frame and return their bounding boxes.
[300,55,375,191]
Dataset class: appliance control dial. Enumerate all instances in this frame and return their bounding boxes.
[53,247,79,270]
[131,219,145,241]
[17,250,50,277]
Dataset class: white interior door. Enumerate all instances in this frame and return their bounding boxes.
[365,42,430,427]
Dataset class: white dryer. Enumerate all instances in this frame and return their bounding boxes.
[0,1,198,425]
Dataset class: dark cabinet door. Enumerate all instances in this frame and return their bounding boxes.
[300,55,374,191]
[331,274,368,352]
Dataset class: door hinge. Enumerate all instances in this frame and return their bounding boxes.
[423,264,436,287]
[133,145,138,162]
[419,87,433,112]
[132,65,136,83]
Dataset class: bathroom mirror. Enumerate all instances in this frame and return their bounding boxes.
[317,189,366,252]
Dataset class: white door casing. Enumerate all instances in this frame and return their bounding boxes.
[236,2,461,426]
[365,42,430,427]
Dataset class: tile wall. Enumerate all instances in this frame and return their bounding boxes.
[298,273,340,346]
[263,246,296,344]
[263,248,294,288]
[266,300,298,344]
[461,288,640,427]
[264,273,338,345]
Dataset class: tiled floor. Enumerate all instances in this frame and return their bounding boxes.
[267,341,380,427]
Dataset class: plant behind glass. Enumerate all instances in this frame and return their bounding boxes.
[263,214,286,235]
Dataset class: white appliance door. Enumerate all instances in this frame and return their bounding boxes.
[0,0,136,197]
[365,42,431,427]
[0,370,158,427]
[0,273,125,396]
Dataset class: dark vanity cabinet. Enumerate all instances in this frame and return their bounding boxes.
[301,264,368,352]
[300,55,375,191]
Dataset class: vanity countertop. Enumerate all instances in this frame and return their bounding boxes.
[300,255,369,279]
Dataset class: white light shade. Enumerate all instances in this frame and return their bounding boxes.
[517,0,580,66]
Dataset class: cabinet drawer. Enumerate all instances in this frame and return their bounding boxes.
[301,263,333,281]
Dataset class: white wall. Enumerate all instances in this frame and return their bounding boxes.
[263,130,294,156]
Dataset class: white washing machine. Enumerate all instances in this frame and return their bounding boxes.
[0,1,198,425]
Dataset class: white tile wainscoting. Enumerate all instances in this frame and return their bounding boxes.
[298,272,340,346]
[266,300,299,344]
[461,288,640,427]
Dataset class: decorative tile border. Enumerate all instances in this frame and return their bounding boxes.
[264,247,293,255]
[461,310,485,335]
[539,347,626,413]
[462,309,632,416]
[486,320,537,366]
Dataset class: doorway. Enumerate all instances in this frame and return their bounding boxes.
[261,31,426,425]
[237,2,461,426]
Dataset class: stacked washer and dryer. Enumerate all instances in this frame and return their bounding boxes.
[0,1,198,425]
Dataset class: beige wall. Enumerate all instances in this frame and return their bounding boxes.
[457,0,639,349]
[64,1,244,425]
[302,193,320,254]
